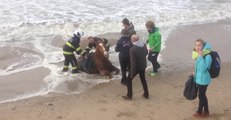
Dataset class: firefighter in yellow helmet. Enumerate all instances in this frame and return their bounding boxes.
[62,31,86,74]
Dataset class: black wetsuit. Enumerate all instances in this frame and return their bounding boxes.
[115,36,132,84]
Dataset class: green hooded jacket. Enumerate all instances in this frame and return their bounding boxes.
[147,27,161,52]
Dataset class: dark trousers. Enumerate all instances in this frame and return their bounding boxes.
[119,57,130,83]
[63,54,78,73]
[126,70,149,98]
[197,85,209,113]
[148,51,160,72]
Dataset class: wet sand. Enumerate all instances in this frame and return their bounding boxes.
[0,20,231,120]
[0,67,50,102]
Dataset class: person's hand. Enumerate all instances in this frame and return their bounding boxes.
[79,55,84,59]
[148,48,153,52]
[198,50,203,56]
[191,72,195,76]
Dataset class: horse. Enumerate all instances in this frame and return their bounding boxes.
[78,42,119,79]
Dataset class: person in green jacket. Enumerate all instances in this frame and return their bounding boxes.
[192,39,212,118]
[145,21,161,76]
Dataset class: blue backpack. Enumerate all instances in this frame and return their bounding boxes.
[206,51,221,78]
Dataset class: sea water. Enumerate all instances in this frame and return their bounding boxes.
[0,0,231,103]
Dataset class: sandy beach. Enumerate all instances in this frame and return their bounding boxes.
[0,20,231,120]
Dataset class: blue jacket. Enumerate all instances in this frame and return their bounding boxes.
[194,43,212,85]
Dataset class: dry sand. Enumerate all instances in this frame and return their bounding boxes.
[0,20,231,120]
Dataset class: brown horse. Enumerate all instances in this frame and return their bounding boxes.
[94,43,119,78]
[78,42,119,78]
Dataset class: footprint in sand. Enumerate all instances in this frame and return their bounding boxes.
[97,99,108,104]
[207,113,228,119]
[177,98,187,103]
[56,116,63,119]
[117,112,136,118]
[47,103,55,111]
[99,108,107,112]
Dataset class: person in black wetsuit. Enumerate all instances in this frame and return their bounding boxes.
[115,29,133,85]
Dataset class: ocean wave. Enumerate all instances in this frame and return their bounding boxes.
[0,43,44,76]
[0,0,231,103]
[0,0,231,34]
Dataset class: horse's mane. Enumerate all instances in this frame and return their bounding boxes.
[94,43,119,78]
[94,44,110,69]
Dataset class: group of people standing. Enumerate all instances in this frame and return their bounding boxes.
[116,18,212,119]
[61,18,213,118]
[115,18,161,100]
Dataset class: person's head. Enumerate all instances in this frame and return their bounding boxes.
[122,18,130,28]
[145,21,155,32]
[121,29,130,37]
[194,39,205,52]
[74,30,84,38]
[131,35,139,44]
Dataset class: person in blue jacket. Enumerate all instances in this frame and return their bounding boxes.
[192,39,212,118]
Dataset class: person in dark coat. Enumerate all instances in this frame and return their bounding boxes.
[115,29,133,85]
[122,18,136,36]
[122,35,149,100]
[85,36,110,58]
[62,31,85,74]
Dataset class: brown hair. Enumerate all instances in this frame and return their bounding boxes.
[145,21,155,28]
[121,29,129,36]
[122,18,130,26]
[193,39,205,51]
[195,39,205,46]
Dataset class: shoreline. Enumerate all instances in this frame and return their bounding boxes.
[0,62,230,119]
[0,67,50,103]
[0,20,231,120]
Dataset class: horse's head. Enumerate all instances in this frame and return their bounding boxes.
[93,41,119,79]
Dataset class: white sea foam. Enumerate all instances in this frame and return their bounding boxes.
[0,0,231,103]
[0,0,231,36]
